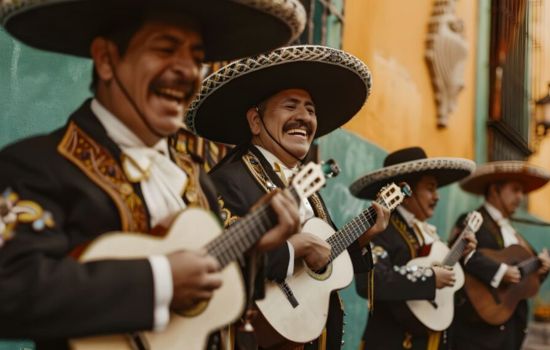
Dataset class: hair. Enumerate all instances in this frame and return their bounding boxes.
[484,180,505,199]
[89,11,201,93]
[89,19,143,93]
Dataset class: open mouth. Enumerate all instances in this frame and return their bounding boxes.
[286,128,309,138]
[152,86,187,105]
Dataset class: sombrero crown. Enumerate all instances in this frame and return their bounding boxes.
[460,161,550,195]
[0,0,306,61]
[350,147,476,200]
[184,45,372,145]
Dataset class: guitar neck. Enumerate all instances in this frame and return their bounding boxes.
[443,228,470,266]
[326,201,379,260]
[518,256,542,276]
[205,187,300,268]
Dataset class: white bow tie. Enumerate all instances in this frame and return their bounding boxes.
[122,147,188,228]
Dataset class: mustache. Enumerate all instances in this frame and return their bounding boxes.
[283,120,313,135]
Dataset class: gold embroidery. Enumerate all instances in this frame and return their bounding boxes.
[0,189,55,246]
[308,193,330,224]
[242,151,276,193]
[57,122,148,233]
[391,214,417,258]
[218,197,240,228]
[170,149,210,210]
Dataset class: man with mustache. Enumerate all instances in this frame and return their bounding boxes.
[350,147,477,350]
[451,161,550,350]
[0,1,306,348]
[184,45,391,350]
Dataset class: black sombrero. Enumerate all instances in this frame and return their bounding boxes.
[350,147,476,200]
[0,0,306,61]
[460,161,550,195]
[184,45,372,145]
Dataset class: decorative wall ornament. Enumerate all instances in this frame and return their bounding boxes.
[425,0,468,128]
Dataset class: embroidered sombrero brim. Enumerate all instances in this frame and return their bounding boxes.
[460,161,550,195]
[185,45,372,145]
[350,157,476,200]
[1,0,305,61]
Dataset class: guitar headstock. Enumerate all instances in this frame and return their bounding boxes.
[463,210,483,233]
[291,159,339,202]
[376,182,412,210]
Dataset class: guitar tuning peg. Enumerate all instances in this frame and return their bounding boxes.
[321,159,340,178]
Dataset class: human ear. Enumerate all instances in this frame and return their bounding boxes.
[246,107,262,136]
[90,37,117,82]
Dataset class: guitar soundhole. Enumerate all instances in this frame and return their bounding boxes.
[178,300,210,317]
[305,262,333,281]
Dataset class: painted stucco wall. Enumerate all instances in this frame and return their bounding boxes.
[528,0,550,221]
[341,0,478,159]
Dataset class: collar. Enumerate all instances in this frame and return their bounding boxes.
[253,145,298,174]
[91,99,169,155]
[397,205,417,227]
[484,201,507,223]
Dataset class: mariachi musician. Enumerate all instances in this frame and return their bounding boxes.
[451,161,550,350]
[184,44,390,349]
[350,147,476,350]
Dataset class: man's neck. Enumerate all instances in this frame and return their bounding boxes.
[485,199,510,219]
[251,140,299,168]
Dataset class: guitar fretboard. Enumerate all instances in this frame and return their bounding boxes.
[326,198,382,261]
[518,256,541,277]
[205,187,300,268]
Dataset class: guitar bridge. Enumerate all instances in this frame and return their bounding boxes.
[278,281,299,308]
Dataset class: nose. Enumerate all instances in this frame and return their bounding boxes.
[172,48,200,83]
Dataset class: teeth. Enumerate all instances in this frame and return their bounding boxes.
[157,88,185,101]
[287,128,307,136]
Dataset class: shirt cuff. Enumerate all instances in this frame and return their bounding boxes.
[286,241,295,278]
[148,255,173,331]
[491,263,508,288]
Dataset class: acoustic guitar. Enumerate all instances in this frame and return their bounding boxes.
[405,211,483,331]
[255,183,411,347]
[69,161,335,350]
[464,244,542,325]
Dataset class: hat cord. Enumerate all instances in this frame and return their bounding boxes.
[106,46,170,140]
[256,107,306,165]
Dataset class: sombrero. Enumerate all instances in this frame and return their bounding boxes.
[350,147,476,200]
[184,45,372,144]
[0,0,306,61]
[460,161,550,195]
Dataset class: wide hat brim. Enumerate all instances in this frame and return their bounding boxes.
[185,45,372,145]
[1,0,306,61]
[350,157,476,200]
[460,161,550,195]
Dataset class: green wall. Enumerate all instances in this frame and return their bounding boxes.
[0,27,91,148]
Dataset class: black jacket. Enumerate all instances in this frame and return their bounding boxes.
[357,210,445,350]
[209,144,372,350]
[0,100,219,348]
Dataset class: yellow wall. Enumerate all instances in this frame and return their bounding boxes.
[528,0,550,220]
[341,0,478,158]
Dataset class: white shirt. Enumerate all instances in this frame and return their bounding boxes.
[254,145,314,277]
[397,206,439,245]
[92,99,178,331]
[484,201,519,288]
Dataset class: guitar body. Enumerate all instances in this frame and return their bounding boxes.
[464,245,540,325]
[255,217,354,346]
[405,241,464,331]
[70,208,245,350]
